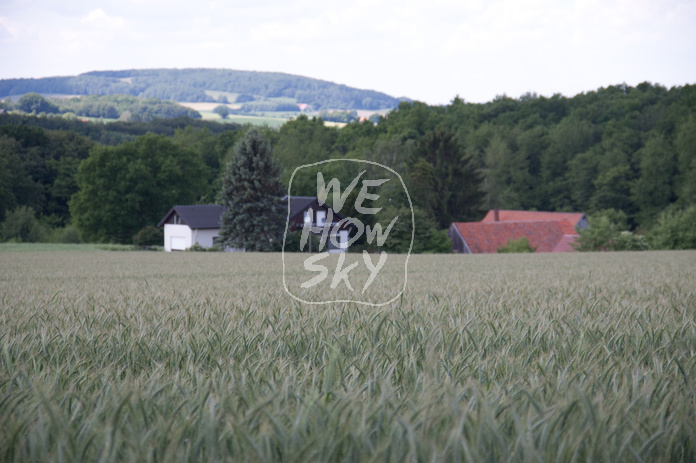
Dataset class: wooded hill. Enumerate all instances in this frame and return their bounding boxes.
[0,69,404,111]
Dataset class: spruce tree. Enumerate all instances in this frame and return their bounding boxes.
[218,129,284,251]
[410,128,486,228]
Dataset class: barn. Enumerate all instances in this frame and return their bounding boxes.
[448,209,587,254]
[480,209,588,229]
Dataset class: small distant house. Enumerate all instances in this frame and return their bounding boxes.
[157,205,226,251]
[448,208,587,254]
[283,195,353,252]
[157,197,352,252]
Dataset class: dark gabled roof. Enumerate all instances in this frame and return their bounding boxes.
[284,196,318,220]
[282,195,347,221]
[157,205,227,229]
[451,220,577,253]
[158,196,349,230]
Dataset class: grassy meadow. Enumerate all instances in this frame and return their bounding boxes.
[1,248,695,462]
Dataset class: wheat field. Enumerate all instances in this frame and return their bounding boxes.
[1,249,695,462]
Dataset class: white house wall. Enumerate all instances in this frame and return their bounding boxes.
[164,224,220,251]
[191,228,219,248]
[164,224,192,251]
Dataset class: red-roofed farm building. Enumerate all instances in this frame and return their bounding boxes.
[448,209,587,254]
[481,209,588,228]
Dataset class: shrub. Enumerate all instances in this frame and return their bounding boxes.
[648,205,696,249]
[573,209,630,251]
[50,225,81,244]
[427,228,452,253]
[188,242,223,252]
[132,225,163,247]
[613,231,649,251]
[283,230,321,252]
[497,236,536,253]
[1,206,48,242]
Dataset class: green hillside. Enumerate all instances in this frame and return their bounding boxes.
[0,68,405,111]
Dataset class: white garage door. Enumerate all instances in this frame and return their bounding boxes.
[171,236,187,251]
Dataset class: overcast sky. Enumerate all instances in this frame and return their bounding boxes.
[1,0,694,105]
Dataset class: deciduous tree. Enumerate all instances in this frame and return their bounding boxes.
[70,134,206,243]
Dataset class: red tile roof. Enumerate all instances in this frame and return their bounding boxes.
[451,221,577,253]
[553,234,578,252]
[556,219,579,235]
[482,210,585,227]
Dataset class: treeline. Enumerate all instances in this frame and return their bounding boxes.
[3,93,201,122]
[0,116,241,236]
[271,83,696,232]
[236,101,301,113]
[318,110,359,123]
[0,69,404,110]
[0,113,236,145]
[1,81,695,250]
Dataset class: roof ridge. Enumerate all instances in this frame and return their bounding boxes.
[488,209,582,213]
[452,219,573,226]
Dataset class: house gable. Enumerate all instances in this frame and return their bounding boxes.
[283,195,351,232]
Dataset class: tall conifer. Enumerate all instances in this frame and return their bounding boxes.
[218,129,284,251]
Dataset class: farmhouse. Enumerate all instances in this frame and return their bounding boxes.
[448,209,587,253]
[157,196,352,252]
[157,205,226,251]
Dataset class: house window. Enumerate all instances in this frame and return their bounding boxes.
[316,210,327,226]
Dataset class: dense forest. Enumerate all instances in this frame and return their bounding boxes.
[1,81,695,250]
[0,69,404,111]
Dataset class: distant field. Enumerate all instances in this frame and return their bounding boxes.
[179,102,241,112]
[1,250,694,461]
[222,114,290,128]
[203,90,239,102]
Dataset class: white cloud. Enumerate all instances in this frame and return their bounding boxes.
[0,16,21,39]
[82,8,107,23]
